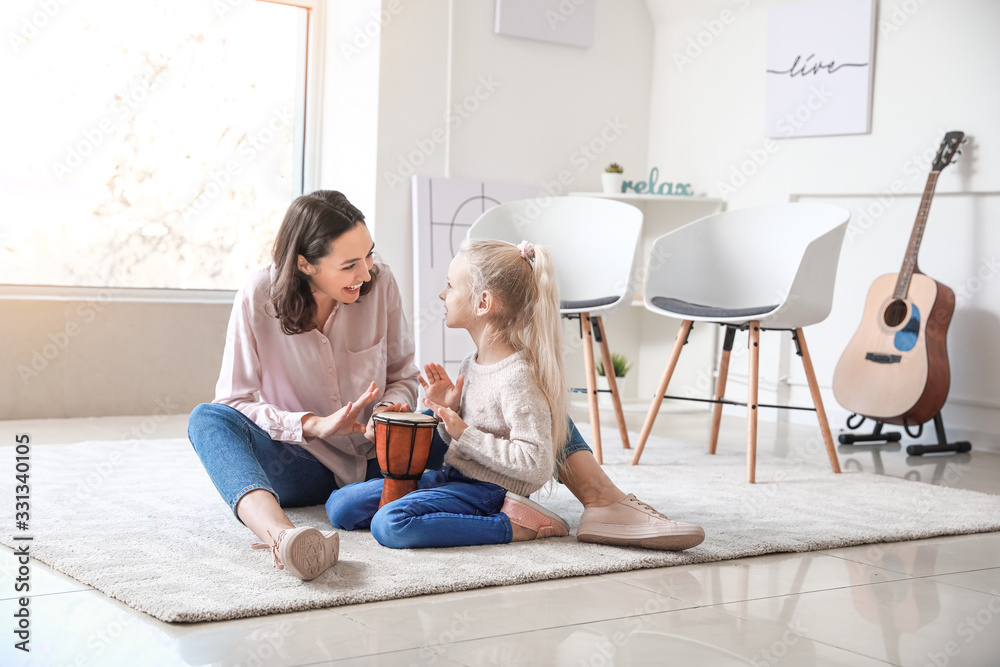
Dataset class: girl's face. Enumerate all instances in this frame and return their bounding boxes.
[440,252,477,329]
[298,223,375,304]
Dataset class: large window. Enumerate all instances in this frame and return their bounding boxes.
[1,0,313,290]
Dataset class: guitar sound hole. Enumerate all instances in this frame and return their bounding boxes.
[883,300,908,327]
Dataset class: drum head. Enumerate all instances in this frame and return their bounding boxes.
[372,411,439,425]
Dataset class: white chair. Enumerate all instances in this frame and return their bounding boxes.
[467,196,644,463]
[629,202,850,482]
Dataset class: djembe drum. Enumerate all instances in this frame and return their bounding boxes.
[373,411,439,507]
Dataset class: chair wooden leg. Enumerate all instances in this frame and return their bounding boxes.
[795,328,841,474]
[709,325,737,455]
[580,313,602,464]
[595,316,630,450]
[747,321,760,484]
[631,320,692,466]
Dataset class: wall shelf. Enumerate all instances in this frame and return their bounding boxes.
[569,191,725,205]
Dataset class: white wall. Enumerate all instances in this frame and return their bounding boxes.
[365,0,654,397]
[0,293,230,420]
[645,0,1000,436]
[369,0,655,318]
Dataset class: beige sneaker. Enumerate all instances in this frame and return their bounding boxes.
[252,527,340,580]
[577,494,705,551]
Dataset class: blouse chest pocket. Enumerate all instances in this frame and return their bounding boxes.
[347,337,387,392]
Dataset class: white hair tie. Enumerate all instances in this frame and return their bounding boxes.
[517,240,535,263]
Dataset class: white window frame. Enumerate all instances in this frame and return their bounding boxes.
[0,0,326,304]
[265,0,326,196]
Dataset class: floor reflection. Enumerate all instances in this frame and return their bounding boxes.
[847,543,940,666]
[840,442,975,486]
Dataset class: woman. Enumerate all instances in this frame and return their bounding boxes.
[188,190,704,580]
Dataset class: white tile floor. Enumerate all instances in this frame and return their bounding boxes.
[1,408,999,666]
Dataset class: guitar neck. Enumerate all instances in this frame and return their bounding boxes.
[894,170,940,299]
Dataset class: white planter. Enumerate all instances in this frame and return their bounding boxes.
[596,374,631,407]
[601,172,624,194]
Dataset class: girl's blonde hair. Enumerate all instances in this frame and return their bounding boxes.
[460,239,567,469]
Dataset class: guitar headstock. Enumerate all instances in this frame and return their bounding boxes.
[932,131,965,172]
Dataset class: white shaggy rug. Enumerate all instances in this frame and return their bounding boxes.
[3,429,1000,623]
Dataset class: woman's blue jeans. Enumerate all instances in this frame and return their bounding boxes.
[188,403,590,518]
[326,468,512,548]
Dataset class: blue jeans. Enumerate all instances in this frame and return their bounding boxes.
[188,403,591,517]
[326,468,512,548]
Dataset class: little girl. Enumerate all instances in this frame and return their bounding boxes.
[325,239,571,547]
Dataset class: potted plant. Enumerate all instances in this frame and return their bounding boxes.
[595,352,632,407]
[602,162,625,194]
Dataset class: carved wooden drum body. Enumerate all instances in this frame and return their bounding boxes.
[373,412,439,507]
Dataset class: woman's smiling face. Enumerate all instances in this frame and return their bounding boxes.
[298,222,375,304]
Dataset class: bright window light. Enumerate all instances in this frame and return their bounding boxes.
[1,0,305,290]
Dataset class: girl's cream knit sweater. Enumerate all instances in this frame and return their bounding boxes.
[438,351,555,496]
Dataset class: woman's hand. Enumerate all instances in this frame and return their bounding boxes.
[423,396,468,441]
[418,363,464,413]
[363,400,410,443]
[301,382,380,439]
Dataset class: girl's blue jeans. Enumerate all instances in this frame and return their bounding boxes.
[188,403,589,518]
[326,467,512,548]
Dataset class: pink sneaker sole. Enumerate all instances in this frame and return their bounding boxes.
[254,527,340,580]
[283,528,339,580]
[501,492,570,538]
[576,527,705,551]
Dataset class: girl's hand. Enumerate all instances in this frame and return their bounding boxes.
[418,363,464,413]
[302,382,380,439]
[423,397,467,441]
[363,400,410,443]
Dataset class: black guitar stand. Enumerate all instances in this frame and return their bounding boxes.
[839,412,972,455]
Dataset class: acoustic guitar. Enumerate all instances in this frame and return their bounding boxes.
[832,131,963,426]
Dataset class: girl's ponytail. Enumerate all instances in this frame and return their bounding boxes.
[461,240,568,470]
[521,245,567,465]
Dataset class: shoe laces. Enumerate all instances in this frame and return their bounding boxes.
[629,496,671,521]
[251,529,286,570]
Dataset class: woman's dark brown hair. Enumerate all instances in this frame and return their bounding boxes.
[270,190,379,335]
